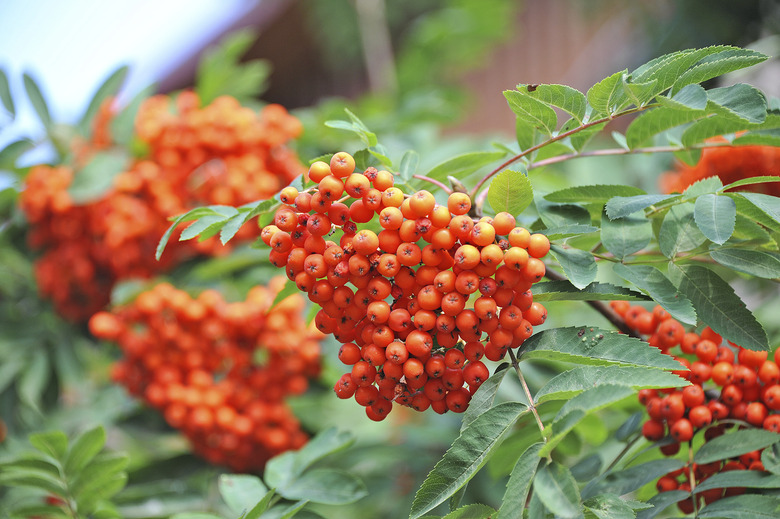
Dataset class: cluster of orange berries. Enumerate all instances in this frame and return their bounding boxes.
[20,92,304,321]
[89,279,322,472]
[261,151,550,421]
[611,301,780,512]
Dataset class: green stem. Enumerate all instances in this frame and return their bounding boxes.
[507,348,546,441]
[603,434,643,473]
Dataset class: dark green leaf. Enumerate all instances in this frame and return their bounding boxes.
[545,185,645,204]
[487,168,533,216]
[265,428,355,490]
[675,264,768,351]
[605,194,677,219]
[659,203,707,257]
[694,429,780,464]
[23,72,52,128]
[18,353,49,411]
[219,474,268,515]
[615,412,644,442]
[399,150,419,182]
[584,493,648,519]
[532,461,581,519]
[519,326,684,371]
[601,209,652,259]
[78,65,129,135]
[535,366,688,404]
[626,107,705,149]
[64,426,106,474]
[694,194,736,244]
[571,454,602,482]
[426,150,506,183]
[582,458,684,499]
[710,248,780,279]
[496,443,544,519]
[516,83,587,124]
[29,430,68,460]
[706,83,767,123]
[698,495,780,519]
[693,469,780,493]
[504,90,557,135]
[587,70,629,116]
[612,263,696,325]
[67,150,131,204]
[763,442,780,475]
[531,280,649,302]
[461,363,511,432]
[537,224,599,240]
[671,47,768,94]
[277,468,367,505]
[548,245,597,290]
[110,83,156,145]
[442,504,496,519]
[636,490,689,519]
[0,68,14,117]
[656,84,708,111]
[409,402,526,519]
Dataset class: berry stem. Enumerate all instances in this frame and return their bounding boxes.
[412,174,453,194]
[688,442,700,517]
[543,268,641,339]
[507,348,546,441]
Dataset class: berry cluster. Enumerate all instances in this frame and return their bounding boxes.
[261,152,550,421]
[89,279,322,472]
[612,302,780,512]
[20,92,304,321]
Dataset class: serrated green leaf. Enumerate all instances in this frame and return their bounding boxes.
[683,176,724,197]
[156,206,237,260]
[548,245,597,290]
[659,203,707,257]
[531,280,649,302]
[694,193,736,244]
[612,264,696,325]
[721,176,780,193]
[518,326,684,370]
[504,90,558,135]
[632,47,735,95]
[517,83,587,124]
[532,461,581,519]
[623,76,659,107]
[71,452,129,497]
[265,428,355,490]
[625,107,705,149]
[536,196,592,227]
[636,490,689,519]
[675,264,768,351]
[582,458,684,500]
[545,184,645,204]
[409,402,526,519]
[110,83,156,146]
[698,495,780,519]
[587,70,629,116]
[29,430,68,460]
[537,224,599,240]
[601,209,652,259]
[655,83,708,111]
[694,429,780,464]
[78,65,129,135]
[0,68,14,117]
[693,470,780,493]
[219,474,268,515]
[732,129,780,146]
[219,210,254,245]
[682,112,780,147]
[426,150,507,183]
[496,443,544,519]
[671,47,768,94]
[605,194,677,219]
[584,493,649,519]
[710,248,780,279]
[64,426,105,475]
[23,72,52,128]
[740,192,780,228]
[567,119,608,151]
[535,366,688,404]
[762,442,780,475]
[487,168,533,215]
[441,504,496,519]
[196,29,269,105]
[399,150,419,182]
[67,150,130,204]
[276,468,367,505]
[707,83,767,123]
[180,214,231,242]
[461,364,511,432]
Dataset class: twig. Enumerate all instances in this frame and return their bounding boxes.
[412,174,452,194]
[507,348,546,441]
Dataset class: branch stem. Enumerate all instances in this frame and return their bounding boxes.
[412,174,452,194]
[507,348,546,441]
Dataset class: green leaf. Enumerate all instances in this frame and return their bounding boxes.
[441,504,496,519]
[659,203,707,257]
[219,474,268,515]
[535,366,688,404]
[601,209,652,259]
[623,76,659,107]
[425,150,507,183]
[682,112,780,147]
[675,264,768,351]
[196,29,269,104]
[67,150,131,204]
[531,280,649,302]
[0,68,14,117]
[276,468,367,505]
[582,458,684,500]
[625,107,705,149]
[180,214,232,242]
[694,194,736,244]
[270,279,298,310]
[532,461,582,519]
[763,442,780,475]
[571,454,602,482]
[18,353,49,411]
[615,412,644,442]
[721,175,780,192]
[710,248,780,279]
[156,206,237,260]
[519,326,684,370]
[733,129,780,146]
[517,83,587,124]
[545,185,645,204]
[110,83,156,146]
[78,65,129,135]
[612,263,696,325]
[461,363,511,432]
[584,494,650,519]
[671,47,768,94]
[636,490,689,519]
[71,452,129,497]
[265,428,355,490]
[496,443,544,519]
[0,471,66,495]
[694,469,780,493]
[23,72,52,128]
[548,245,597,290]
[694,429,780,464]
[0,456,60,477]
[536,196,592,227]
[64,426,105,474]
[655,84,708,111]
[504,90,558,135]
[707,83,767,123]
[399,150,419,182]
[698,495,780,519]
[632,47,732,95]
[587,70,629,116]
[605,194,677,219]
[0,138,35,169]
[409,402,526,519]
[170,514,224,519]
[243,489,276,519]
[740,192,780,227]
[219,210,255,245]
[538,224,599,240]
[487,168,533,216]
[29,430,69,460]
